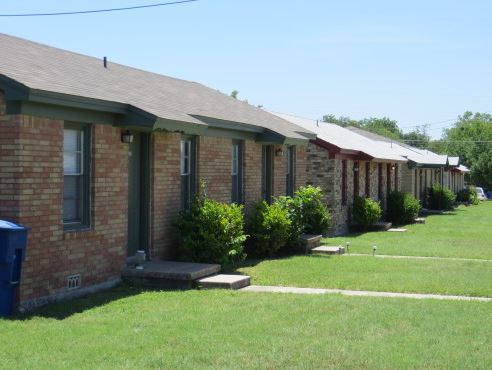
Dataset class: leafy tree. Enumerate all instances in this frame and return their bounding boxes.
[438,112,492,188]
[230,90,239,99]
[402,126,431,148]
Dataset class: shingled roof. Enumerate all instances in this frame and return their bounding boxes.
[271,112,406,162]
[0,33,313,144]
[346,126,449,167]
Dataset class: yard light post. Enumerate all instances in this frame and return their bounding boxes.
[372,245,377,256]
[346,241,350,253]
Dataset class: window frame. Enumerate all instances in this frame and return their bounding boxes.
[181,136,197,210]
[365,162,371,197]
[231,140,244,204]
[63,122,91,231]
[261,145,273,203]
[378,163,383,200]
[286,146,296,197]
[341,159,347,206]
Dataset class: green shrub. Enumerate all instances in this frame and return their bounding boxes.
[248,200,291,257]
[352,196,382,228]
[425,184,456,211]
[277,186,332,243]
[456,187,479,205]
[386,191,420,225]
[174,194,247,267]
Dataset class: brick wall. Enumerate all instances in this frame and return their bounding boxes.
[150,132,181,260]
[198,136,232,203]
[0,92,128,305]
[244,141,262,207]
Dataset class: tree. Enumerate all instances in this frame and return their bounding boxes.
[402,126,431,148]
[230,90,239,99]
[439,111,492,188]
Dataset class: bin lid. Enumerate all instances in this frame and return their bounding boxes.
[0,220,27,230]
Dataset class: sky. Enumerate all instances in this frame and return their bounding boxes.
[1,0,491,138]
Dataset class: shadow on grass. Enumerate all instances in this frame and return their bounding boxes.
[10,283,144,321]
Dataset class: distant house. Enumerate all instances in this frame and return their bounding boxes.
[0,33,315,307]
[347,128,467,200]
[272,113,406,234]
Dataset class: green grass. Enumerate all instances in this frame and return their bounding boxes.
[326,202,492,260]
[1,286,491,369]
[237,255,492,296]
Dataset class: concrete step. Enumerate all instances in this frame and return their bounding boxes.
[197,274,251,290]
[311,246,346,255]
[371,222,392,231]
[122,260,221,289]
[414,217,426,224]
[299,234,323,253]
[387,228,407,232]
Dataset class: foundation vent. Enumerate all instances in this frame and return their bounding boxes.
[67,274,81,290]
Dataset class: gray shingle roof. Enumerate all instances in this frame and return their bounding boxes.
[0,33,313,142]
[271,112,406,162]
[347,127,449,166]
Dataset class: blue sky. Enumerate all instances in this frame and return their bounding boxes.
[1,0,491,138]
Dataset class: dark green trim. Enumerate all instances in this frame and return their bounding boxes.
[407,161,446,169]
[0,75,313,142]
[139,133,151,256]
[191,115,264,133]
[8,100,116,125]
[63,122,91,232]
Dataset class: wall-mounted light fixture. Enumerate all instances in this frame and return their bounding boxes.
[391,164,396,171]
[121,130,134,144]
[275,147,284,157]
[353,163,359,172]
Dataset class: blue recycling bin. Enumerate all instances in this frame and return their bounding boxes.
[0,220,30,317]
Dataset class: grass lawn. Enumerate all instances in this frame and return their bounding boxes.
[0,286,491,369]
[326,202,492,260]
[237,255,492,297]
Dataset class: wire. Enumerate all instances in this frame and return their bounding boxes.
[0,0,199,17]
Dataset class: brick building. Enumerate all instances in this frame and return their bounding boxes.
[347,128,466,202]
[273,113,406,235]
[0,34,314,308]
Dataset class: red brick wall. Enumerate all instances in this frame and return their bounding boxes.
[198,136,232,203]
[0,92,128,304]
[244,141,262,206]
[150,132,181,260]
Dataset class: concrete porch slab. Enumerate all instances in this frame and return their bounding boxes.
[311,246,345,255]
[197,274,251,290]
[387,228,407,232]
[371,222,392,231]
[414,217,426,224]
[122,260,221,289]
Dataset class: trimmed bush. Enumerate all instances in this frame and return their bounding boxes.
[425,184,456,211]
[387,191,420,225]
[248,200,291,257]
[352,196,382,228]
[174,194,247,267]
[456,187,479,205]
[277,186,332,243]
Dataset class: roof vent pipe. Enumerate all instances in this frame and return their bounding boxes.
[103,56,107,68]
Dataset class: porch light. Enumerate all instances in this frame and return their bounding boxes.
[275,147,284,157]
[391,164,396,171]
[353,163,359,172]
[121,130,134,143]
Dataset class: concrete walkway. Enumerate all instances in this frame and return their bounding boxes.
[241,285,492,302]
[344,253,492,263]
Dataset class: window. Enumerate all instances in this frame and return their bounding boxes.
[231,141,243,204]
[378,163,383,200]
[386,164,392,194]
[286,146,295,196]
[353,161,359,199]
[365,162,371,197]
[181,137,196,209]
[394,164,399,191]
[262,145,273,203]
[341,160,347,205]
[63,124,90,229]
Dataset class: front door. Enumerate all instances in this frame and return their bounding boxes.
[127,132,149,258]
